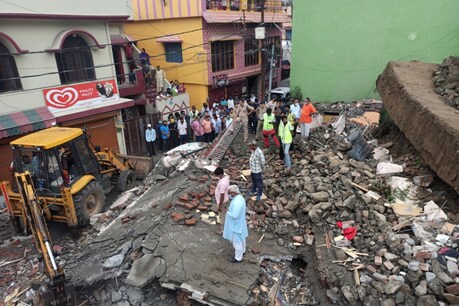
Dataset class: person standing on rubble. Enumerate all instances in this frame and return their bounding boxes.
[214,167,230,233]
[248,140,266,201]
[234,99,255,142]
[278,115,293,171]
[223,185,248,263]
[261,107,280,149]
[299,97,317,139]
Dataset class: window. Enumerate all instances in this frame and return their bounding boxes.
[244,39,259,67]
[211,41,234,72]
[0,42,22,93]
[55,35,96,84]
[164,43,183,63]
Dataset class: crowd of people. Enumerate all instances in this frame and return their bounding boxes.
[144,94,318,264]
[145,94,318,170]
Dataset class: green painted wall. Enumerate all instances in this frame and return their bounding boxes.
[290,0,459,102]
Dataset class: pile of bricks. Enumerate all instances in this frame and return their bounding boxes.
[166,175,223,227]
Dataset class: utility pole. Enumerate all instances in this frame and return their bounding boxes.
[268,43,275,94]
[258,0,266,101]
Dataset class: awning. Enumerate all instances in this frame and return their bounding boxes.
[209,34,242,42]
[157,35,183,43]
[110,34,136,45]
[0,107,56,139]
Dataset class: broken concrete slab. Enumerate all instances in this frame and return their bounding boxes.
[377,61,459,192]
[125,254,166,287]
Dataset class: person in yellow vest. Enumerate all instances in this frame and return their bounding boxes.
[285,104,297,150]
[255,101,267,140]
[261,107,280,149]
[278,115,293,170]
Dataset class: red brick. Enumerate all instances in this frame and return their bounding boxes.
[163,203,172,211]
[173,214,185,223]
[190,191,199,197]
[171,212,180,218]
[383,261,394,270]
[121,216,131,224]
[251,247,260,255]
[185,218,197,226]
[446,284,459,295]
[204,196,212,202]
[375,256,383,266]
[366,265,377,274]
[198,205,208,211]
[415,251,432,260]
[175,202,186,208]
[179,194,189,202]
[201,218,212,225]
[184,203,194,210]
[197,193,205,199]
[198,178,207,183]
[419,263,430,271]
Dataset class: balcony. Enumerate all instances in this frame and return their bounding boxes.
[118,69,146,98]
[205,0,285,13]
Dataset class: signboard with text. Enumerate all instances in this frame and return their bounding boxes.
[43,79,119,113]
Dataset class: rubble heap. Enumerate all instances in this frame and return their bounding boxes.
[433,56,459,109]
[219,122,459,305]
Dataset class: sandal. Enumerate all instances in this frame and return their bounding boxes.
[229,257,242,263]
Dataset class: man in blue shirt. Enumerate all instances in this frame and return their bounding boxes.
[223,185,248,263]
[145,124,156,156]
[160,121,170,151]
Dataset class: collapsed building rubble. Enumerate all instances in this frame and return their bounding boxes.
[1,97,458,305]
[433,56,459,110]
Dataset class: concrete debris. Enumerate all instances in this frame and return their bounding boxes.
[433,56,459,110]
[1,97,458,306]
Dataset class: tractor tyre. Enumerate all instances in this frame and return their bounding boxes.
[73,181,105,226]
[117,169,136,192]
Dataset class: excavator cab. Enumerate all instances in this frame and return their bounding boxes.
[1,127,137,231]
[10,134,100,196]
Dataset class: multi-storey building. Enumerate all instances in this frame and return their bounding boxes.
[125,0,290,107]
[0,0,149,180]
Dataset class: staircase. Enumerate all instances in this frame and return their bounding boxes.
[204,121,243,163]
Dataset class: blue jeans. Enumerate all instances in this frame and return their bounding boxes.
[283,142,291,168]
[250,172,263,198]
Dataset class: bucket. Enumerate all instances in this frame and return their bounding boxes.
[346,129,372,161]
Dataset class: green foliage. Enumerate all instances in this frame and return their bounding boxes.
[372,179,408,203]
[290,86,303,101]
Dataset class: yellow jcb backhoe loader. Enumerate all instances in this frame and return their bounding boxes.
[0,127,140,232]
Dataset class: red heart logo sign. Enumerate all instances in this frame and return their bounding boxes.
[45,88,79,109]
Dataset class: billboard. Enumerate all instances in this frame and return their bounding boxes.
[43,79,119,113]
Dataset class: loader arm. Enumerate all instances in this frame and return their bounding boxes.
[15,171,76,306]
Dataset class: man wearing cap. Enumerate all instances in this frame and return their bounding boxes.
[145,124,156,156]
[248,140,266,201]
[234,99,255,142]
[223,185,248,263]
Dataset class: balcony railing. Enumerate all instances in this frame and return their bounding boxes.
[205,0,285,13]
[118,69,146,97]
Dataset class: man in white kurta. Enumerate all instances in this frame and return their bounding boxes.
[223,185,248,263]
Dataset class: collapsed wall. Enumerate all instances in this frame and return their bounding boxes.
[377,61,459,192]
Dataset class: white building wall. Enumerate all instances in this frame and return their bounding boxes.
[0,18,126,112]
[0,0,129,17]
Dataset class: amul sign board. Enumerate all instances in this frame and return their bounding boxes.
[43,79,119,113]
